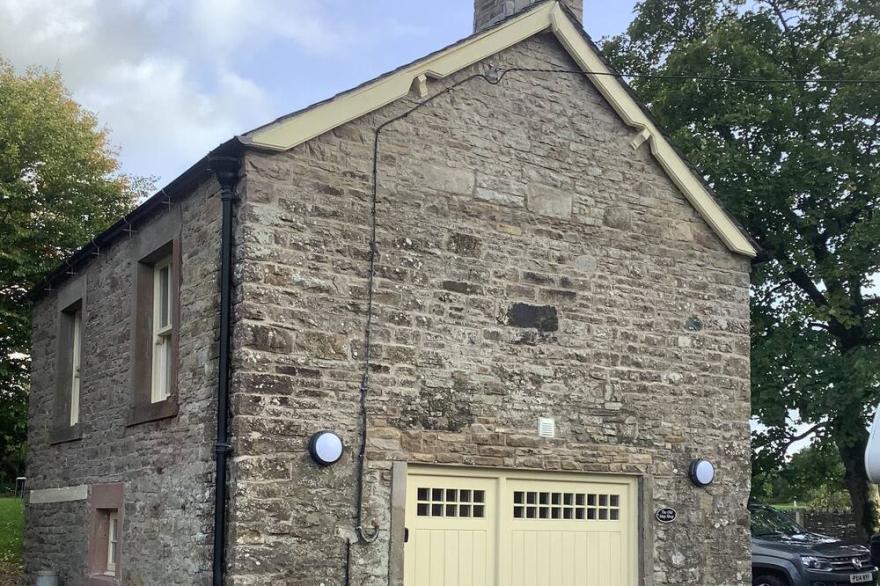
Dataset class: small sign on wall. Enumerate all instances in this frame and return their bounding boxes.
[656,508,677,524]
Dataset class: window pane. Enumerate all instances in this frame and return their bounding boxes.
[151,336,171,403]
[70,310,82,426]
[151,258,173,403]
[162,340,172,397]
[107,512,118,574]
[158,264,170,329]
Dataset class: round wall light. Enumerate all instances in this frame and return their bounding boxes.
[308,431,344,467]
[689,459,716,487]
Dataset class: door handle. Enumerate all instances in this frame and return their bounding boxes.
[404,527,409,543]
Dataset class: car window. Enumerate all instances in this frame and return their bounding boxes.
[750,505,806,537]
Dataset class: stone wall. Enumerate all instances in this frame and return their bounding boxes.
[24,500,89,585]
[26,178,224,585]
[800,510,861,544]
[228,33,752,586]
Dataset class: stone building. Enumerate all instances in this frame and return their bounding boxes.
[25,1,757,584]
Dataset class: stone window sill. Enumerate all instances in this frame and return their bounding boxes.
[126,396,178,427]
[88,573,118,586]
[49,424,82,446]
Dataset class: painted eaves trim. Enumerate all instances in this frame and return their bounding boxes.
[244,1,756,258]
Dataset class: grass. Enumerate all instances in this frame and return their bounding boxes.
[0,497,23,585]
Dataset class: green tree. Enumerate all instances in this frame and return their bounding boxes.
[604,0,879,537]
[0,58,147,487]
[753,443,850,509]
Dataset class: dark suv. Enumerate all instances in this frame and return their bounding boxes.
[751,502,877,586]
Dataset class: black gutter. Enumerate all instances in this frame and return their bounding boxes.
[208,155,241,586]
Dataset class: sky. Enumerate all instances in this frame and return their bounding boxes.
[0,0,638,188]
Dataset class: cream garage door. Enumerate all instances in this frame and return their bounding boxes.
[404,467,637,586]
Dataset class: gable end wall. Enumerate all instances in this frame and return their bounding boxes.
[229,33,751,585]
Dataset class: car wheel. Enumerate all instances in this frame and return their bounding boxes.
[752,575,787,586]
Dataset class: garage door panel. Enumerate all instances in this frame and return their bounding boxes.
[404,468,636,586]
[405,475,496,586]
[410,527,491,586]
[505,478,632,586]
[509,530,568,586]
[506,530,624,586]
[454,530,482,586]
[576,532,588,584]
[429,530,444,585]
[561,531,576,583]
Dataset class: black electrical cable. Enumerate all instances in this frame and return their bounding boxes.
[351,130,382,545]
[348,62,879,572]
[353,69,507,549]
[548,69,880,84]
[349,71,515,586]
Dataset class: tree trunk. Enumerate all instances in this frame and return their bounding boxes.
[838,432,880,542]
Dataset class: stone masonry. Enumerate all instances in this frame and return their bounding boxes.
[226,32,752,586]
[26,178,226,585]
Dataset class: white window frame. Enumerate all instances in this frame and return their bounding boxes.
[70,309,82,426]
[105,510,119,576]
[150,256,173,403]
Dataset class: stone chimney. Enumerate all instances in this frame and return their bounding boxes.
[474,0,583,33]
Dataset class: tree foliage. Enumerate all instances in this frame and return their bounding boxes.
[753,442,850,509]
[0,58,146,487]
[604,0,879,536]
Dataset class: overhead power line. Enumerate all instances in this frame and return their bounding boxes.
[511,67,880,85]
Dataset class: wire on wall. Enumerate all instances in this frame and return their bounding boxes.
[353,68,513,549]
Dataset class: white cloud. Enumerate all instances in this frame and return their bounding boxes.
[0,0,348,183]
[0,0,155,85]
[187,0,349,58]
[0,0,431,184]
[75,56,272,178]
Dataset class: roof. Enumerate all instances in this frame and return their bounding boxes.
[30,1,757,300]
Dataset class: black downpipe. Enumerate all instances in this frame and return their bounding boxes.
[209,156,240,586]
